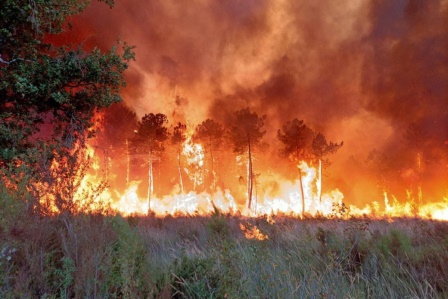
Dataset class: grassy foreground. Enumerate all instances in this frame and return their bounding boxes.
[1,211,447,298]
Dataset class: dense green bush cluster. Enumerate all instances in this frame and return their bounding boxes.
[0,211,447,298]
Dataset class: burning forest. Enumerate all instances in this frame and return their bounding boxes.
[23,0,447,219]
[54,104,446,221]
[1,0,448,297]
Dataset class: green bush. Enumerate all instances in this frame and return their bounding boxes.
[172,256,221,299]
[377,228,412,256]
[206,209,230,239]
[102,215,151,298]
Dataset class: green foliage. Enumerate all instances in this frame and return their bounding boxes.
[172,256,221,299]
[103,216,150,298]
[0,0,134,216]
[206,208,230,239]
[376,228,412,257]
[54,257,75,299]
[0,181,26,231]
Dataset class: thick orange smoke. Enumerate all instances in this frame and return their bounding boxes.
[49,0,447,214]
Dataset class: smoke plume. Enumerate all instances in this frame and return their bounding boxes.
[61,0,448,204]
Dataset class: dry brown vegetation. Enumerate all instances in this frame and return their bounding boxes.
[1,203,448,298]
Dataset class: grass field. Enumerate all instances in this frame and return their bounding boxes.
[1,211,447,298]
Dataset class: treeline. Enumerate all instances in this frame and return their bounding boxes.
[100,102,448,216]
[99,103,343,215]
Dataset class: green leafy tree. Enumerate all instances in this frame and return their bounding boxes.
[277,119,313,217]
[171,122,187,194]
[0,0,134,213]
[229,108,266,210]
[193,119,224,190]
[311,132,343,203]
[132,113,169,212]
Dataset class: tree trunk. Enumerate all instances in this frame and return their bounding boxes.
[177,148,184,194]
[247,141,253,210]
[125,139,130,186]
[416,152,423,205]
[317,158,322,204]
[148,150,153,213]
[298,167,305,218]
[210,144,215,189]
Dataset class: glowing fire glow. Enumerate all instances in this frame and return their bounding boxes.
[36,141,448,221]
[240,223,269,241]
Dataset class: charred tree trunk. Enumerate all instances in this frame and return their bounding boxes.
[125,139,130,186]
[210,143,215,189]
[317,158,322,204]
[416,152,423,205]
[148,149,154,213]
[295,149,306,217]
[177,148,184,194]
[248,140,253,210]
[298,167,305,218]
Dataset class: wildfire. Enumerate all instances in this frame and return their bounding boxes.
[33,138,448,221]
[239,223,269,241]
[182,136,205,189]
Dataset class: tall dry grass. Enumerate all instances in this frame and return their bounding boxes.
[1,208,447,298]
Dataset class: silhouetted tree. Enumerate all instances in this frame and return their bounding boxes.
[171,122,187,194]
[312,132,343,203]
[133,113,169,212]
[365,149,395,209]
[229,108,266,210]
[277,119,313,217]
[193,119,224,189]
[99,103,138,185]
[403,122,428,205]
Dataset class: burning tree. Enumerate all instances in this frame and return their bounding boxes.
[132,113,169,212]
[311,132,343,203]
[277,119,313,217]
[366,149,395,208]
[171,122,187,194]
[0,0,134,213]
[229,108,266,210]
[193,119,224,190]
[99,103,138,186]
[403,122,428,205]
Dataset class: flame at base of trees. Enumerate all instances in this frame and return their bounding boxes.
[33,148,448,221]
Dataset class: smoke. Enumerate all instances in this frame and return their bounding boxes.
[62,0,447,204]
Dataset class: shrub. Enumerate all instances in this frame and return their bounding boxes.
[172,256,221,299]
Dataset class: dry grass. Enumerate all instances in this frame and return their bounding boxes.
[1,212,447,298]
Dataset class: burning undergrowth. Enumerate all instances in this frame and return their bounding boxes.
[30,114,447,221]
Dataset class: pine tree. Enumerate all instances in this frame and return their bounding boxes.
[229,108,266,210]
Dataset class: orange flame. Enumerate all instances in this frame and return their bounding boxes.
[35,140,448,221]
[239,223,269,240]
